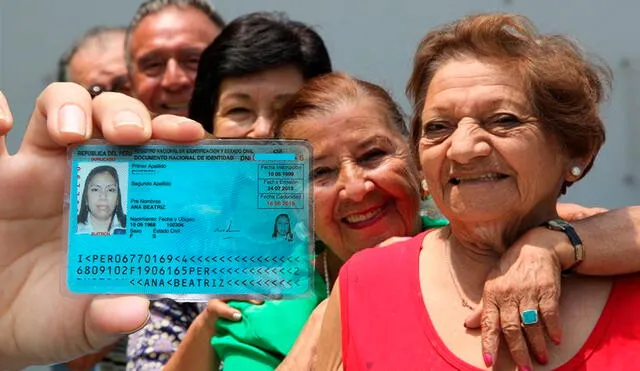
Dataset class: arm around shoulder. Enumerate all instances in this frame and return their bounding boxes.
[564,206,640,275]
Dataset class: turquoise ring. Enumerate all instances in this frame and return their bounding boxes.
[520,309,539,326]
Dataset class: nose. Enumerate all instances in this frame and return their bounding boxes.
[247,116,275,138]
[160,59,191,91]
[337,163,374,202]
[446,119,491,164]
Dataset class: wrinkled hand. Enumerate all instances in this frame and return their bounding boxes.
[0,84,206,369]
[464,227,563,370]
[557,202,608,221]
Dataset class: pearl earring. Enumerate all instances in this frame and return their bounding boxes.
[421,180,429,200]
[570,166,582,177]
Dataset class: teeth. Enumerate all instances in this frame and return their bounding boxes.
[344,207,383,224]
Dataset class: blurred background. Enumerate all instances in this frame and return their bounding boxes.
[1,0,637,213]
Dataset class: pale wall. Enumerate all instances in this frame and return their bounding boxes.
[1,0,638,207]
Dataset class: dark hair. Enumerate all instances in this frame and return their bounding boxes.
[125,0,225,72]
[189,11,333,133]
[77,165,127,230]
[58,26,126,83]
[274,72,408,138]
[272,213,293,241]
[406,13,610,193]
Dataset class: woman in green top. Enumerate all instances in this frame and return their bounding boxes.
[157,11,333,371]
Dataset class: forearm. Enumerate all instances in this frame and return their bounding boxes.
[163,315,219,371]
[557,206,640,275]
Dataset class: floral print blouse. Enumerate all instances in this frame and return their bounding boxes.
[126,299,203,370]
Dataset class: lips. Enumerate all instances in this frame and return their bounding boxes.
[161,103,188,110]
[449,173,508,185]
[341,204,387,229]
[159,103,189,114]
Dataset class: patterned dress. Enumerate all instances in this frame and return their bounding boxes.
[126,299,202,370]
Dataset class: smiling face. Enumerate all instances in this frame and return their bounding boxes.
[213,65,305,138]
[419,57,573,225]
[281,101,421,260]
[129,6,220,116]
[87,171,118,222]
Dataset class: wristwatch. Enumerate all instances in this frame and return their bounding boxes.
[541,219,584,274]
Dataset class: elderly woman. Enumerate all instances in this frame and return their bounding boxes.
[312,13,640,370]
[126,11,333,371]
[270,68,640,370]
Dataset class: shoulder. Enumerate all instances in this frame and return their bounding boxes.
[77,222,91,234]
[338,231,431,292]
[343,230,430,272]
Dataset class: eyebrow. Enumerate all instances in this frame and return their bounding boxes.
[137,47,203,65]
[356,135,395,151]
[314,135,395,163]
[424,97,530,117]
[219,92,295,102]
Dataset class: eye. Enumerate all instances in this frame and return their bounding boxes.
[312,166,334,180]
[488,114,522,128]
[140,61,164,76]
[424,121,446,132]
[422,120,452,139]
[89,186,99,192]
[107,187,117,193]
[225,107,252,116]
[181,57,200,70]
[359,148,387,164]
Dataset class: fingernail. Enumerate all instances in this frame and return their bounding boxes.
[113,110,143,128]
[232,312,242,321]
[58,104,86,135]
[537,352,548,364]
[483,353,493,367]
[118,311,150,335]
[518,366,532,371]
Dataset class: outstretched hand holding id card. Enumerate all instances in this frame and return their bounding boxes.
[0,85,209,369]
[65,140,315,301]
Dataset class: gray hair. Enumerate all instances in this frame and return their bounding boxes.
[57,26,126,83]
[125,0,225,74]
